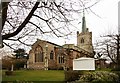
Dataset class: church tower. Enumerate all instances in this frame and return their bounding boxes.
[77,12,93,57]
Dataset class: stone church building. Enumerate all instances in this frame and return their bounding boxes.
[28,15,94,70]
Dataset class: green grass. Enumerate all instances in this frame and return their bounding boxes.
[95,68,112,71]
[2,70,65,81]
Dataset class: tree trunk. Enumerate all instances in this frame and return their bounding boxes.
[116,35,120,70]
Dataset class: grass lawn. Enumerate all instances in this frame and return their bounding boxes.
[2,70,65,82]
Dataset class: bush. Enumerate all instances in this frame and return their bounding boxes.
[2,57,13,70]
[112,71,120,82]
[5,71,14,76]
[64,70,79,82]
[48,67,57,70]
[57,66,64,70]
[78,71,119,82]
[13,59,26,70]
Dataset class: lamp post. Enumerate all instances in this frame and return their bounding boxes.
[10,60,14,71]
[45,45,48,70]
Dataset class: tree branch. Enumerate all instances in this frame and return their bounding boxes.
[106,44,117,64]
[29,21,44,34]
[3,42,16,50]
[33,14,48,22]
[2,1,40,40]
[18,39,31,46]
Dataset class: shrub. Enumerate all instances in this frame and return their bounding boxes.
[112,71,120,82]
[2,57,13,70]
[57,66,64,70]
[5,71,14,76]
[13,59,26,70]
[64,70,79,82]
[78,71,119,82]
[48,66,57,70]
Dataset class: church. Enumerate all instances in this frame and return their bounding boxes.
[28,14,94,70]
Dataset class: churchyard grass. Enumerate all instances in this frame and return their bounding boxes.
[2,70,65,81]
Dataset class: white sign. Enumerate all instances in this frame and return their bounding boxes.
[73,57,95,70]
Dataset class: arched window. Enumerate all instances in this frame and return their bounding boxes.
[35,54,37,62]
[50,50,54,59]
[58,56,64,64]
[81,38,84,43]
[35,46,43,62]
[40,52,43,62]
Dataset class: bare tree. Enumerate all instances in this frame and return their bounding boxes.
[95,34,120,69]
[1,0,100,49]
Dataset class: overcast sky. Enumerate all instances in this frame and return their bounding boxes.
[88,0,119,43]
[46,0,119,46]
